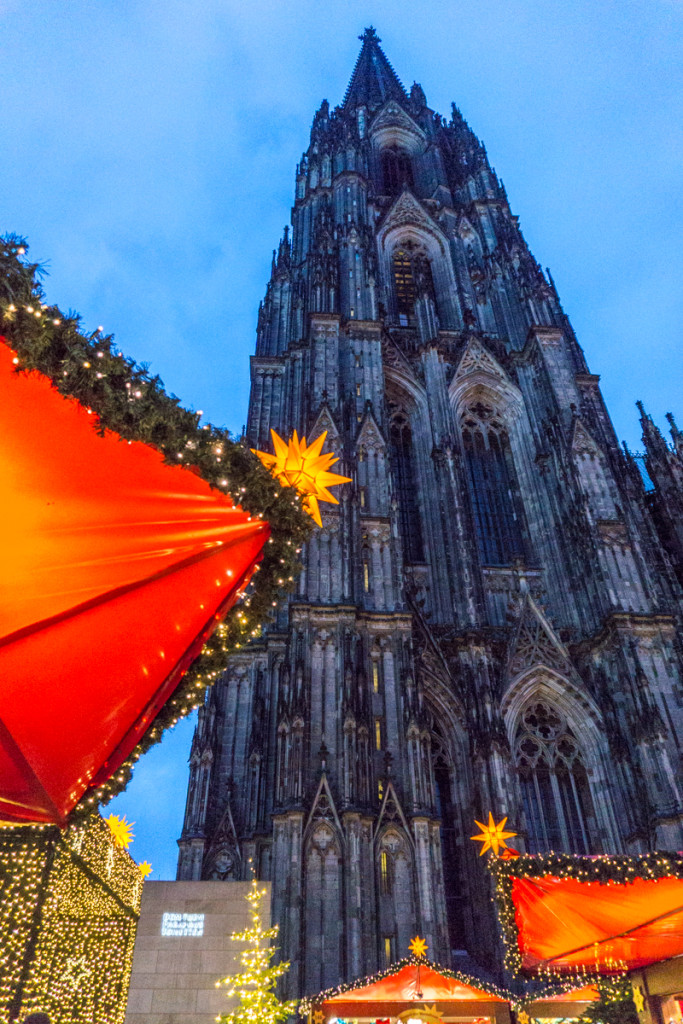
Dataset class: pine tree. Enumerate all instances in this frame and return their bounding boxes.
[581,977,639,1024]
[216,877,298,1024]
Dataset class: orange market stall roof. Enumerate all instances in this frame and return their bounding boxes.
[0,339,270,825]
[526,984,600,1019]
[493,852,683,975]
[303,959,512,1022]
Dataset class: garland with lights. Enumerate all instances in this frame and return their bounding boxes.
[299,955,516,1015]
[491,850,683,976]
[0,235,313,814]
[0,816,143,1024]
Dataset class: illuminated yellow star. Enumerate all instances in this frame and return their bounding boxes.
[106,813,135,850]
[632,985,645,1014]
[470,812,517,856]
[409,934,428,958]
[312,1009,324,1024]
[252,429,351,527]
[518,1010,531,1024]
[138,860,153,878]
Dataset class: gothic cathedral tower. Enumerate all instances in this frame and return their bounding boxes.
[178,28,683,995]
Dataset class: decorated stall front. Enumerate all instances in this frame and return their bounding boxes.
[0,814,144,1024]
[301,957,513,1024]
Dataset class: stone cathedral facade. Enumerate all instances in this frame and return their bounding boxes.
[178,29,683,995]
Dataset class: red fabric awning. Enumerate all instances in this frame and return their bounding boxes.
[0,341,269,824]
[512,873,683,971]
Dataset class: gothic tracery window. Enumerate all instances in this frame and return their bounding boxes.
[515,700,597,854]
[391,243,434,326]
[381,147,414,195]
[460,402,525,566]
[389,407,424,562]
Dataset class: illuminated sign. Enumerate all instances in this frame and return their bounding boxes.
[161,912,205,937]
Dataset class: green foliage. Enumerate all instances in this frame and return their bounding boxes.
[217,879,298,1024]
[0,235,313,815]
[581,977,639,1024]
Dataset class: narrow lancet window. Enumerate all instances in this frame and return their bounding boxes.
[381,147,413,194]
[460,402,525,565]
[390,409,425,562]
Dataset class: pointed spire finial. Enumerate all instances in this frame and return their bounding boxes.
[344,27,407,110]
[360,26,380,42]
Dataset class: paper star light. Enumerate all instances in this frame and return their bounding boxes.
[632,985,645,1014]
[252,429,351,527]
[518,1010,531,1024]
[470,812,517,856]
[138,860,153,878]
[409,934,428,958]
[106,813,135,850]
[60,955,92,992]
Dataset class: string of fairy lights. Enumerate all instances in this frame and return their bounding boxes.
[0,234,313,814]
[0,815,144,1024]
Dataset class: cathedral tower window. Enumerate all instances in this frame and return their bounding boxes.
[372,660,380,693]
[515,700,597,854]
[460,402,526,566]
[379,850,391,894]
[389,408,425,562]
[381,147,413,195]
[391,244,435,326]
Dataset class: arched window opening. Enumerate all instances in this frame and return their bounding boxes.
[391,244,435,327]
[460,402,525,566]
[515,700,597,854]
[389,407,425,563]
[382,147,413,195]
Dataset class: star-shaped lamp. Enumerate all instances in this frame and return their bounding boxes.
[253,429,351,527]
[470,813,517,856]
[409,935,428,959]
[632,985,645,1014]
[106,813,134,850]
[138,861,153,879]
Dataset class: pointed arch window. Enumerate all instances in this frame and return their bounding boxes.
[460,402,525,566]
[381,147,413,195]
[391,244,435,327]
[515,700,597,854]
[389,407,424,563]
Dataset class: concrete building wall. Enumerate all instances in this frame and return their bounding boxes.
[125,880,271,1024]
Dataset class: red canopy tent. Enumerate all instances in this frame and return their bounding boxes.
[0,340,269,825]
[494,853,683,974]
[304,960,512,1023]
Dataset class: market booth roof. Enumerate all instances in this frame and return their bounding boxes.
[494,853,683,974]
[0,340,269,825]
[305,959,512,1022]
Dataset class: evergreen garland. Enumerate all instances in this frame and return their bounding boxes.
[0,235,313,815]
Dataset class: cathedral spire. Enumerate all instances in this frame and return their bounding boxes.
[343,27,408,111]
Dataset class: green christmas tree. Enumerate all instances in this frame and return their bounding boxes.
[581,975,639,1024]
[216,877,298,1024]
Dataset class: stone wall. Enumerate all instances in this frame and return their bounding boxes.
[125,880,271,1024]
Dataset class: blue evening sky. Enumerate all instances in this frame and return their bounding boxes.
[2,0,681,878]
